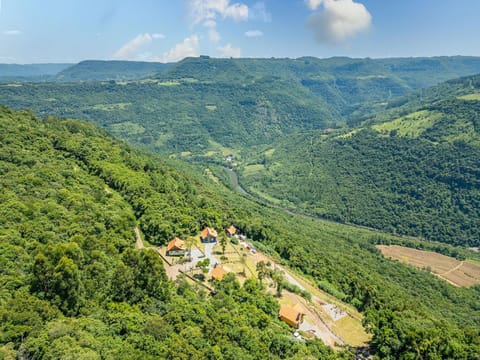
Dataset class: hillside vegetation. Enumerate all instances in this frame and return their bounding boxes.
[0,63,71,82]
[240,74,480,246]
[1,106,480,359]
[55,60,173,82]
[3,56,480,156]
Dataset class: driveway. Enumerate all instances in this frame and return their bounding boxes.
[203,242,220,269]
[186,243,220,271]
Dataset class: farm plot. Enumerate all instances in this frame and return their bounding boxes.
[377,245,480,287]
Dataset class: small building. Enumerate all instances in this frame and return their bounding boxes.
[210,264,227,281]
[226,225,237,237]
[201,227,217,243]
[279,304,305,328]
[167,237,186,256]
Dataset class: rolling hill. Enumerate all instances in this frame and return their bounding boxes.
[0,63,72,82]
[55,60,173,82]
[0,104,479,358]
[239,74,480,246]
[3,56,480,158]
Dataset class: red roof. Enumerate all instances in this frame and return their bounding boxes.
[201,227,218,239]
[210,265,227,280]
[226,225,237,236]
[279,304,305,327]
[167,237,186,252]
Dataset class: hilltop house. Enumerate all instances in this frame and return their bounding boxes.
[279,304,305,328]
[226,225,237,237]
[210,264,227,281]
[201,227,217,243]
[167,237,186,256]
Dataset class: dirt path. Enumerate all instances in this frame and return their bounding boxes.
[251,251,348,346]
[283,291,344,347]
[134,226,144,249]
[439,261,464,276]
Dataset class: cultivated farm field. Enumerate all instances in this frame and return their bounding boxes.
[377,245,480,287]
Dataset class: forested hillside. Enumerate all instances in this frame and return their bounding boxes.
[240,74,480,246]
[3,56,480,157]
[0,106,341,359]
[1,106,479,359]
[55,60,173,82]
[0,63,71,82]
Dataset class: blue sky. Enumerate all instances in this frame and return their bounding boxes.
[1,0,480,63]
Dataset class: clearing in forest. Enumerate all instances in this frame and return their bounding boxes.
[377,245,480,287]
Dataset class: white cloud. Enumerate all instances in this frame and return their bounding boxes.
[160,35,200,63]
[305,0,323,10]
[203,20,217,28]
[218,43,241,58]
[208,28,221,43]
[189,0,248,46]
[307,0,372,44]
[249,2,272,22]
[190,0,249,24]
[113,33,164,60]
[3,30,21,35]
[244,30,263,38]
[223,3,248,21]
[152,33,166,39]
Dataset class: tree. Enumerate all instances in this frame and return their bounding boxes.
[240,254,247,277]
[271,268,285,297]
[256,261,269,288]
[219,234,227,254]
[52,256,83,315]
[197,258,210,273]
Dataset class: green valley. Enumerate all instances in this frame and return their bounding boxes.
[2,56,480,359]
[1,105,479,359]
[240,74,480,246]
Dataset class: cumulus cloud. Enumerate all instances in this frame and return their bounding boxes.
[160,35,200,63]
[190,0,248,24]
[306,0,372,44]
[305,0,323,10]
[218,43,241,58]
[113,33,165,60]
[3,30,21,35]
[244,30,263,38]
[189,0,249,46]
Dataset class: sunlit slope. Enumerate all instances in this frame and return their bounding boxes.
[240,74,480,246]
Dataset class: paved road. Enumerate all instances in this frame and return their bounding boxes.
[204,242,220,269]
[186,243,219,271]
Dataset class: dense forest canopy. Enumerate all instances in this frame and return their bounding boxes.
[0,106,479,359]
[239,73,480,246]
[3,56,480,154]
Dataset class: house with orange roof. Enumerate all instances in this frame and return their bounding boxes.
[225,225,237,237]
[200,227,217,243]
[210,264,227,281]
[167,237,186,256]
[278,304,305,328]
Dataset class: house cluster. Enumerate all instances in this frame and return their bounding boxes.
[165,225,305,330]
[166,225,239,281]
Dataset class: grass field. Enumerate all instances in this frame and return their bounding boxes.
[372,110,441,138]
[458,93,480,101]
[377,245,480,287]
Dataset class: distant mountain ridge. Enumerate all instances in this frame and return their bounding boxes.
[2,56,480,155]
[0,60,173,82]
[55,60,173,81]
[0,63,72,81]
